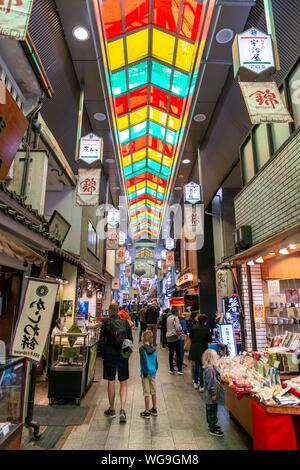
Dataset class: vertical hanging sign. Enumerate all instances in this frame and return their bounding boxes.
[11,278,59,363]
[0,0,34,40]
[76,169,101,206]
[79,133,103,164]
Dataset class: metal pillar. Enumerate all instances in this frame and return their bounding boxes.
[263,0,281,71]
[75,87,85,161]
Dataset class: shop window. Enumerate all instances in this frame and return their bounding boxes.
[271,89,291,152]
[88,221,98,258]
[289,63,300,129]
[241,137,255,185]
[253,124,271,171]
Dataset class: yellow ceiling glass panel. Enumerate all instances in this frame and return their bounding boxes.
[128,185,135,194]
[122,155,132,167]
[126,29,149,64]
[157,185,165,194]
[152,29,175,66]
[149,107,167,126]
[136,181,146,191]
[107,38,125,71]
[148,148,162,163]
[162,156,172,167]
[117,114,129,131]
[168,115,180,131]
[130,107,148,126]
[176,39,195,72]
[147,180,157,191]
[132,148,147,162]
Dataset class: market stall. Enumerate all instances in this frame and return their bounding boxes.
[219,351,300,450]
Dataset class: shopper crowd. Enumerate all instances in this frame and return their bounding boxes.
[99,301,223,436]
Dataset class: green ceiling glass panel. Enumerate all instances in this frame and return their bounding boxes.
[124,165,133,176]
[131,121,147,139]
[133,159,147,172]
[161,166,171,177]
[148,159,161,173]
[166,128,177,145]
[119,128,130,144]
[128,61,148,90]
[111,69,127,96]
[171,69,189,97]
[137,188,146,197]
[149,121,166,141]
[151,61,172,92]
[128,191,137,200]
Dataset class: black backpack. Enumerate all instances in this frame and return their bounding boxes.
[108,317,127,350]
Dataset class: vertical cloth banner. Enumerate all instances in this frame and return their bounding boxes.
[0,0,34,40]
[11,279,59,363]
[76,168,101,206]
[239,81,293,124]
[116,246,126,264]
[166,250,175,267]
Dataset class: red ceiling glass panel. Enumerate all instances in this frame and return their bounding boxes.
[148,173,167,186]
[169,94,184,117]
[153,0,179,34]
[180,0,203,41]
[129,86,148,112]
[124,0,150,32]
[101,0,123,39]
[115,95,129,116]
[121,135,147,156]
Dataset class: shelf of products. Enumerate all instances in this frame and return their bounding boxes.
[0,358,26,450]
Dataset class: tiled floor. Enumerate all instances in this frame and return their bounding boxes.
[23,330,252,450]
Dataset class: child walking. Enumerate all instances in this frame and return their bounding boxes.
[139,330,158,419]
[202,349,224,437]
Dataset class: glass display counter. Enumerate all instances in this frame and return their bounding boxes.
[48,333,89,405]
[86,323,101,391]
[0,358,26,450]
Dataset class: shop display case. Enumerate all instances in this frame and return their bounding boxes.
[48,332,89,405]
[0,358,26,450]
[86,323,101,391]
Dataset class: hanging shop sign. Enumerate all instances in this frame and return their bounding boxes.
[170,297,185,307]
[184,294,199,312]
[166,250,175,268]
[218,324,237,358]
[165,238,174,250]
[176,272,194,287]
[116,246,126,264]
[112,278,120,290]
[0,82,28,180]
[161,249,167,260]
[184,204,204,236]
[79,133,103,164]
[11,278,59,363]
[76,168,101,206]
[184,181,202,204]
[118,230,126,245]
[239,81,293,125]
[107,207,119,227]
[125,266,132,278]
[232,28,275,80]
[0,0,34,41]
[107,228,118,250]
[254,304,266,323]
[222,293,241,329]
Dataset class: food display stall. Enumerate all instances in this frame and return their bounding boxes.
[218,348,300,450]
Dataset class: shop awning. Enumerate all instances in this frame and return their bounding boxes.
[54,247,80,266]
[0,229,45,266]
[229,223,300,264]
[80,258,106,285]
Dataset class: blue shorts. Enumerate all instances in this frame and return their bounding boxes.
[103,356,129,382]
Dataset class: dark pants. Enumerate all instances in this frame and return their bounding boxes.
[194,362,204,387]
[133,314,139,328]
[161,328,167,348]
[206,404,218,430]
[168,340,182,372]
[139,321,147,341]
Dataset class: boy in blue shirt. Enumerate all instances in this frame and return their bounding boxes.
[139,330,158,418]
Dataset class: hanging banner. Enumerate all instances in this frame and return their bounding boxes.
[107,228,118,250]
[239,81,293,125]
[116,246,126,264]
[11,279,59,363]
[184,204,204,236]
[125,266,132,278]
[76,168,101,206]
[233,28,275,79]
[112,278,120,290]
[118,230,126,246]
[166,250,175,267]
[165,238,174,250]
[0,0,34,41]
[107,207,119,227]
[184,182,202,204]
[79,133,103,164]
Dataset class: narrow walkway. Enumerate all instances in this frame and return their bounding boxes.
[25,330,251,450]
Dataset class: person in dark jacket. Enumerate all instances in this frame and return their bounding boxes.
[145,301,160,347]
[139,330,158,419]
[187,311,198,334]
[189,314,212,391]
[99,303,133,423]
[159,308,169,348]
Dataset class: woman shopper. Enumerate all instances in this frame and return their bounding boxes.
[159,308,169,348]
[189,314,212,391]
[166,307,183,375]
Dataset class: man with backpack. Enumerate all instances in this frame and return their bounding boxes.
[99,303,133,423]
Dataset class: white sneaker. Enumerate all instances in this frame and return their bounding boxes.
[194,383,199,390]
[198,387,204,392]
[177,371,184,376]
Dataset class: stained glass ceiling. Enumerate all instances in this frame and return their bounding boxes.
[136,248,155,258]
[95,0,215,244]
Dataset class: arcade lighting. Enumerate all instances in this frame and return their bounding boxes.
[94,0,215,244]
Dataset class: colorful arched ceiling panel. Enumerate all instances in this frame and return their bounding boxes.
[94,0,215,242]
[136,248,155,258]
